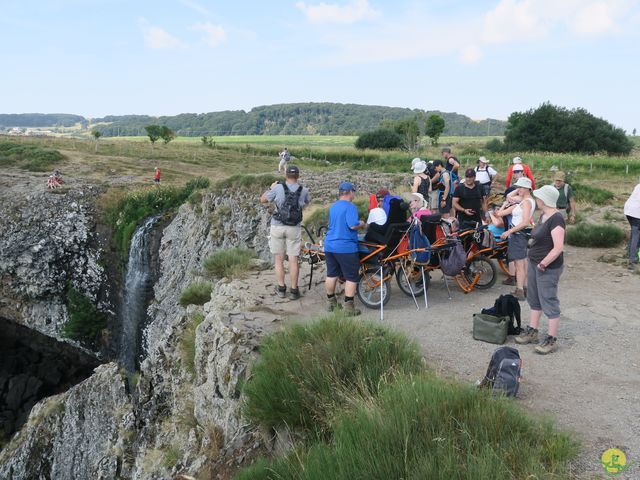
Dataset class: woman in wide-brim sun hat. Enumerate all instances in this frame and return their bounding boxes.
[495,176,535,301]
[514,184,565,355]
[412,160,431,202]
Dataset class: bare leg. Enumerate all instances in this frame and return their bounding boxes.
[515,259,526,290]
[547,317,560,337]
[274,254,285,287]
[529,309,543,329]
[289,256,299,289]
[344,280,357,297]
[325,277,338,295]
[508,261,516,277]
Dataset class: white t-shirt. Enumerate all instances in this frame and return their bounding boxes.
[511,197,535,228]
[624,184,640,219]
[475,166,497,185]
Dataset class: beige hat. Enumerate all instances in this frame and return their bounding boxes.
[554,171,566,182]
[403,192,428,209]
[533,185,559,208]
[413,161,427,174]
[513,177,532,189]
[410,157,421,170]
[478,156,490,164]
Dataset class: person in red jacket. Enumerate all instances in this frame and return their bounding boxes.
[505,157,535,189]
[154,167,161,184]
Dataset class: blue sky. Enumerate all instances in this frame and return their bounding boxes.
[1,0,639,131]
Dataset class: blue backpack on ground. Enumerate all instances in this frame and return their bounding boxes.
[479,346,522,397]
[408,222,431,263]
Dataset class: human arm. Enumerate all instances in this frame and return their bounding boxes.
[260,182,279,204]
[452,197,475,217]
[347,204,366,230]
[500,199,532,239]
[412,176,420,193]
[440,172,450,207]
[450,158,460,172]
[567,186,576,224]
[537,225,565,270]
[489,167,498,186]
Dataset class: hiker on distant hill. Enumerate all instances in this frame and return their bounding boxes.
[324,181,365,316]
[154,167,161,184]
[260,165,310,300]
[278,147,291,173]
[552,171,576,224]
[505,157,535,189]
[624,182,640,270]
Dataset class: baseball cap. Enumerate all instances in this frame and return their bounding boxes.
[339,181,356,192]
[512,156,523,164]
[286,165,300,175]
[465,168,476,177]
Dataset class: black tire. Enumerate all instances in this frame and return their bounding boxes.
[396,265,430,297]
[357,268,391,308]
[464,255,497,290]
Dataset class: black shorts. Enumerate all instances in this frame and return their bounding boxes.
[325,252,360,282]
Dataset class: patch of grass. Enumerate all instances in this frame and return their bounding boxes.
[303,206,329,233]
[238,376,578,480]
[0,141,63,171]
[179,281,212,307]
[62,286,107,342]
[572,182,615,205]
[242,314,423,437]
[603,210,626,222]
[566,223,625,247]
[162,445,181,470]
[203,247,257,279]
[179,312,205,375]
[215,173,278,190]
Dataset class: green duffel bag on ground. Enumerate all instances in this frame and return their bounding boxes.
[473,313,509,344]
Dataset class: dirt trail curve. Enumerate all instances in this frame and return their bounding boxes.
[284,246,640,479]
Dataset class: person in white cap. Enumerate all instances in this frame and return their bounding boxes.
[516,184,565,355]
[505,156,536,189]
[474,156,498,211]
[404,192,431,220]
[495,177,535,301]
[411,160,431,200]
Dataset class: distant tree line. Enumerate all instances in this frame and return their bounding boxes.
[0,113,86,127]
[356,114,446,150]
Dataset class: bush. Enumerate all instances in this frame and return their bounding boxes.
[504,103,633,154]
[485,138,506,153]
[238,376,578,480]
[63,286,107,342]
[571,182,614,205]
[566,223,625,248]
[203,247,256,279]
[0,142,63,171]
[215,173,278,190]
[179,281,212,307]
[355,129,402,150]
[179,312,205,375]
[242,315,423,437]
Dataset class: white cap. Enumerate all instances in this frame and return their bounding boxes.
[410,157,421,170]
[367,207,387,226]
[413,161,427,174]
[512,156,523,164]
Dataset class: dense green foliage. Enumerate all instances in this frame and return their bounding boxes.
[566,223,625,248]
[425,114,445,145]
[0,113,86,127]
[203,247,257,279]
[485,137,506,153]
[144,124,162,145]
[91,103,506,136]
[0,142,63,171]
[242,315,424,437]
[355,129,402,150]
[179,281,213,307]
[504,103,633,154]
[107,176,210,254]
[571,183,614,205]
[63,286,107,342]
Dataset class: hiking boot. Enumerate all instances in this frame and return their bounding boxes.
[502,276,515,286]
[274,285,287,298]
[535,335,558,355]
[515,326,539,345]
[288,288,301,300]
[343,300,361,316]
[326,296,338,312]
[512,288,525,301]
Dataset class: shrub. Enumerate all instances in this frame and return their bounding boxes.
[355,129,402,150]
[63,286,107,342]
[179,312,205,375]
[566,223,625,248]
[242,315,423,436]
[485,138,506,153]
[215,173,278,190]
[571,182,614,205]
[203,247,257,279]
[238,376,578,480]
[179,281,212,307]
[0,142,63,171]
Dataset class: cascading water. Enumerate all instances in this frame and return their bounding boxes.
[119,216,160,373]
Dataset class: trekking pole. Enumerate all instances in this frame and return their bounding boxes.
[421,266,428,309]
[379,264,384,322]
[400,262,419,310]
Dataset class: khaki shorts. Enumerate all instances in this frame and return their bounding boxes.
[269,225,302,256]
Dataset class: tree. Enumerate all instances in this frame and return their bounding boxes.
[425,114,445,146]
[160,125,175,144]
[91,129,102,152]
[394,117,420,150]
[355,129,402,150]
[633,128,637,136]
[145,124,162,151]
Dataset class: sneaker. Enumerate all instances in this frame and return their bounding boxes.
[515,326,538,345]
[512,288,525,301]
[502,276,515,286]
[535,335,558,355]
[274,285,287,298]
[288,288,301,300]
[327,296,338,312]
[343,300,361,317]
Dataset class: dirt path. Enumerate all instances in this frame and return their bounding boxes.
[286,245,640,479]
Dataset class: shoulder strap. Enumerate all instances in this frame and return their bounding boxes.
[564,184,569,197]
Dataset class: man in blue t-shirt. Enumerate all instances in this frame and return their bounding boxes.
[324,181,365,315]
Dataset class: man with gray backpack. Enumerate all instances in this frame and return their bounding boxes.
[261,165,310,300]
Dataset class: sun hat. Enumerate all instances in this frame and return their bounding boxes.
[513,177,532,189]
[403,192,428,209]
[413,161,427,174]
[533,185,559,208]
[554,171,566,182]
[512,156,523,164]
[338,181,356,192]
[513,165,524,173]
[478,156,490,164]
[367,207,387,225]
[410,157,421,170]
[464,168,476,178]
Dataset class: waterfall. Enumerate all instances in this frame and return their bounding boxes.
[119,216,159,373]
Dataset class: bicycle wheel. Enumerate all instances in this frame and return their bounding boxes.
[357,268,391,308]
[396,265,430,297]
[463,255,497,290]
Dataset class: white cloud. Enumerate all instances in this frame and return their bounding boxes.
[180,0,211,16]
[570,2,616,35]
[460,45,483,65]
[296,0,378,24]
[140,20,182,49]
[482,0,548,44]
[190,22,226,47]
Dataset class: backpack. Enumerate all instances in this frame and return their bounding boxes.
[482,294,522,335]
[440,239,466,276]
[479,346,522,397]
[409,222,431,263]
[273,182,303,226]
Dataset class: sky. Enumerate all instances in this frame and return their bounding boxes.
[1,0,639,131]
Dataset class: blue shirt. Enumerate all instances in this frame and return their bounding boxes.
[324,200,359,253]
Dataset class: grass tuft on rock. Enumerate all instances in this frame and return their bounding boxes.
[203,247,257,279]
[566,223,625,248]
[179,281,212,307]
[179,312,205,375]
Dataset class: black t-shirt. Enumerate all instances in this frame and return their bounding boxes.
[453,182,483,224]
[528,212,565,268]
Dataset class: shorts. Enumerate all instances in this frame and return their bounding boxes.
[325,252,360,283]
[527,263,563,318]
[480,183,491,197]
[438,194,452,214]
[269,225,301,257]
[507,232,529,260]
[154,178,160,184]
